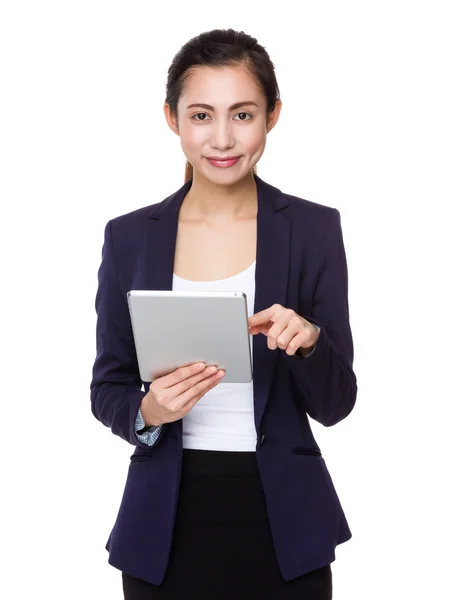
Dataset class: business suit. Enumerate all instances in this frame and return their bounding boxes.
[90,173,357,585]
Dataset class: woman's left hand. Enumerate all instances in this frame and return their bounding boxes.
[248,304,320,356]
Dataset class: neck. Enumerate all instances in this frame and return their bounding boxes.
[181,171,257,221]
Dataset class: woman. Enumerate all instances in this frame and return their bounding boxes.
[90,28,357,599]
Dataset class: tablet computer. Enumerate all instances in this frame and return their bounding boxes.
[127,290,253,384]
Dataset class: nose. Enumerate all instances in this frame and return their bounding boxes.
[210,118,235,151]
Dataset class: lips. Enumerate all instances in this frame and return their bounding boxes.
[207,156,241,160]
[206,156,241,168]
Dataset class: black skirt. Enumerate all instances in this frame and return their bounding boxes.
[122,448,332,600]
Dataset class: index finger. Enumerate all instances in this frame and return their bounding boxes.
[154,362,206,386]
[171,362,207,385]
[248,307,274,327]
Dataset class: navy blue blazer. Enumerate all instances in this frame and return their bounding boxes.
[90,174,357,585]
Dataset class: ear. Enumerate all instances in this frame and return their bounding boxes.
[163,103,180,136]
[266,99,282,134]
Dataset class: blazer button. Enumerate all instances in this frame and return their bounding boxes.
[259,433,266,446]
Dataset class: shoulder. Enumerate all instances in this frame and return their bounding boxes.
[261,176,336,223]
[104,177,186,234]
[284,190,336,222]
[107,201,161,231]
[101,196,169,259]
[276,182,339,237]
[259,178,346,257]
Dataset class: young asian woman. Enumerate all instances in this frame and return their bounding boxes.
[90,27,357,600]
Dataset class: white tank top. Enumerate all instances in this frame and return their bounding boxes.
[172,261,257,451]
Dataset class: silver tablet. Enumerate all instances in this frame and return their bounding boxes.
[127,290,253,384]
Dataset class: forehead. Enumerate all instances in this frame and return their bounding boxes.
[180,64,263,106]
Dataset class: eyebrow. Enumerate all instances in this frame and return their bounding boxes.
[186,101,259,111]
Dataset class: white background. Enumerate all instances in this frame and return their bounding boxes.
[1,1,448,598]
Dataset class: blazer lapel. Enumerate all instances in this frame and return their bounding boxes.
[252,177,291,431]
[142,175,291,432]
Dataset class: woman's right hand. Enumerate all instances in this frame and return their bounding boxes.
[139,362,225,427]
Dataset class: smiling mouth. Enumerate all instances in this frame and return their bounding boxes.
[206,157,241,168]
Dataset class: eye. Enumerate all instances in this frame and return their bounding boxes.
[234,112,252,121]
[191,113,211,121]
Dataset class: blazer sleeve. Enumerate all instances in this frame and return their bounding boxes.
[90,220,166,448]
[135,408,164,446]
[281,208,357,427]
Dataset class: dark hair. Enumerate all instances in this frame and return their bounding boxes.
[164,28,281,183]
